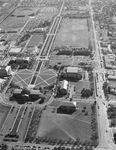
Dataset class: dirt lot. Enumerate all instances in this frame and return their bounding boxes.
[36,102,92,141]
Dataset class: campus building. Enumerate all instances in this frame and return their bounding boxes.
[61,67,82,80]
[0,66,12,78]
[9,47,22,56]
[60,80,68,95]
[10,88,41,104]
[57,102,76,114]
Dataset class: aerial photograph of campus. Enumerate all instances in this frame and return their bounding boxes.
[0,0,116,150]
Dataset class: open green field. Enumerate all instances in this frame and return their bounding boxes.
[72,80,90,91]
[0,7,38,30]
[27,34,44,47]
[55,18,89,48]
[0,16,28,30]
[0,103,11,130]
[36,102,92,141]
[40,6,58,13]
[12,7,38,16]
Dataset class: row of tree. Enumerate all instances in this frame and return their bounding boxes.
[30,136,97,149]
[25,108,43,143]
[90,103,98,147]
[107,105,116,127]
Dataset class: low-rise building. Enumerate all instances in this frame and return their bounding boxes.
[104,56,116,69]
[11,88,41,103]
[9,47,22,55]
[108,75,116,80]
[66,67,82,77]
[0,66,12,78]
[61,67,82,80]
[60,80,68,95]
[57,102,76,114]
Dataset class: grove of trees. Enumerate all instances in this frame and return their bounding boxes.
[81,88,93,98]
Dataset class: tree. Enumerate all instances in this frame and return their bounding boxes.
[85,112,88,116]
[53,65,59,70]
[81,88,93,98]
[0,144,8,150]
[103,82,109,98]
[114,133,116,143]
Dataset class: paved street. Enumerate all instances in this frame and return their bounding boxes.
[89,0,116,149]
[0,0,116,150]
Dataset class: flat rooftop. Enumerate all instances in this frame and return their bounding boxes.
[9,47,22,53]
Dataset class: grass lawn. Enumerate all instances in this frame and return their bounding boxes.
[49,55,72,67]
[0,16,28,30]
[37,103,92,141]
[70,80,91,98]
[55,18,89,48]
[27,34,44,47]
[40,6,58,13]
[12,7,38,16]
[0,104,11,130]
[109,80,116,87]
[72,80,90,91]
[109,94,116,101]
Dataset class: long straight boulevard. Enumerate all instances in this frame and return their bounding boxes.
[89,0,116,149]
[0,1,112,150]
[28,2,64,87]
